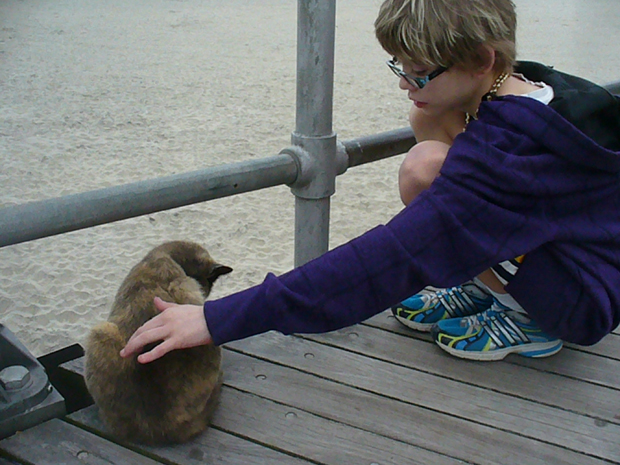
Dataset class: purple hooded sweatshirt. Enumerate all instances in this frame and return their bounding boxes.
[204,66,620,347]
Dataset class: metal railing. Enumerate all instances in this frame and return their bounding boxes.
[0,0,419,268]
[1,0,619,269]
[0,127,416,250]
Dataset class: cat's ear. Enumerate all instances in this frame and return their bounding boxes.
[206,264,233,284]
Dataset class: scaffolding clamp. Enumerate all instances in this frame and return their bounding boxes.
[281,132,348,200]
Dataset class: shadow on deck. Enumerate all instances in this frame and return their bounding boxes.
[1,310,618,464]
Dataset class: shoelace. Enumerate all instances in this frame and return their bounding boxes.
[459,309,501,328]
[434,286,480,313]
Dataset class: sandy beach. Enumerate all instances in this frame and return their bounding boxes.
[1,0,619,357]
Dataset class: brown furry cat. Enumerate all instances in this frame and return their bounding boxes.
[84,241,232,445]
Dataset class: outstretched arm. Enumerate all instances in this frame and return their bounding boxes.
[120,297,212,363]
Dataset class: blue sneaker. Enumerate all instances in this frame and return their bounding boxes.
[391,281,493,331]
[431,300,563,361]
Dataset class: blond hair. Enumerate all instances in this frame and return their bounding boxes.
[375,0,517,72]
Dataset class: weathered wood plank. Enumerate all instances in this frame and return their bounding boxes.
[60,318,620,465]
[364,313,620,394]
[71,388,463,465]
[341,321,620,421]
[0,419,162,465]
[221,349,607,465]
[366,310,620,367]
[70,406,314,465]
[564,333,620,360]
[227,331,620,463]
[215,387,465,465]
[508,347,620,389]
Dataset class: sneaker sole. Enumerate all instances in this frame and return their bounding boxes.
[392,314,434,332]
[435,339,564,361]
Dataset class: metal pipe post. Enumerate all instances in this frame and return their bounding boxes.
[292,0,338,267]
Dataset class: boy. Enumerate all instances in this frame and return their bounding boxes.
[121,0,620,364]
[378,0,620,359]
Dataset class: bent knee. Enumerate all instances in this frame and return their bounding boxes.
[399,140,450,205]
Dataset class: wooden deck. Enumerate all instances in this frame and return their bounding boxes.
[1,310,619,464]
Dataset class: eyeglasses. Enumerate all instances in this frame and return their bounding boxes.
[386,57,447,89]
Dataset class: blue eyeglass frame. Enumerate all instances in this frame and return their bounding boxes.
[386,57,447,89]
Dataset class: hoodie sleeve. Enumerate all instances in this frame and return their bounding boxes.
[203,127,559,345]
[204,97,620,346]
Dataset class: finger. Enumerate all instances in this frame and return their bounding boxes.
[154,297,176,312]
[124,310,169,345]
[129,315,165,341]
[120,326,170,358]
[137,338,176,364]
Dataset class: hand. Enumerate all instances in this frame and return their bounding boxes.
[120,297,212,363]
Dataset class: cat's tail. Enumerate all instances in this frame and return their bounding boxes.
[84,322,134,407]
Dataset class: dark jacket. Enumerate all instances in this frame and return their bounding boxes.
[204,63,620,346]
